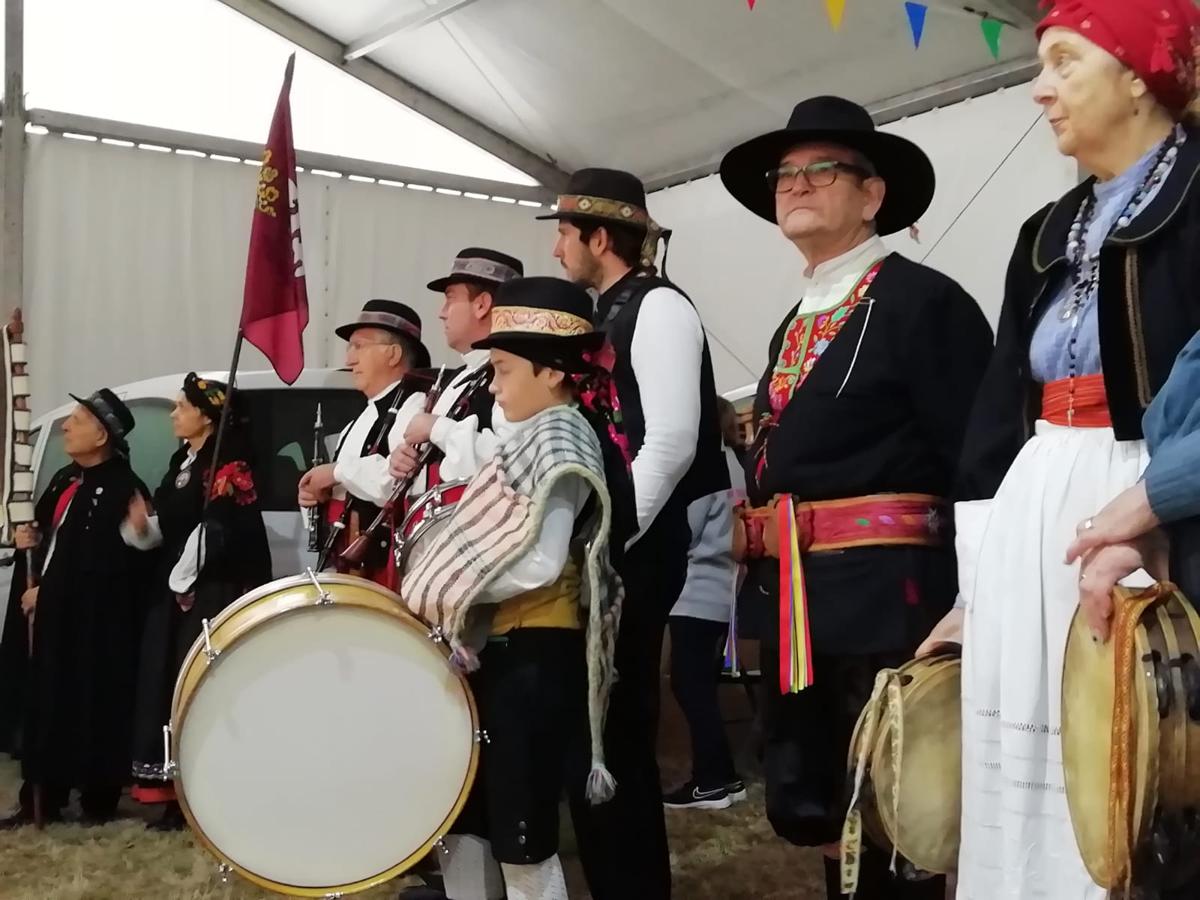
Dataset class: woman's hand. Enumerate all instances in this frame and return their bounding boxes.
[1076,531,1168,642]
[1066,482,1159,565]
[915,607,964,657]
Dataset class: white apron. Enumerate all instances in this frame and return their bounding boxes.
[955,420,1150,900]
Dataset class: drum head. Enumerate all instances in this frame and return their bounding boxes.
[871,655,962,874]
[172,575,478,896]
[1062,605,1158,889]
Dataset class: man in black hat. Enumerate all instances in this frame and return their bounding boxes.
[298,299,431,587]
[539,168,729,900]
[0,389,155,827]
[389,248,523,495]
[719,96,993,898]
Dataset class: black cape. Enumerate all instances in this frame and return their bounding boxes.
[0,458,155,786]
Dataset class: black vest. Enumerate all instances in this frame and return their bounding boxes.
[596,272,729,520]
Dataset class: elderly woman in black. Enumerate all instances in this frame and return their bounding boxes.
[122,373,271,829]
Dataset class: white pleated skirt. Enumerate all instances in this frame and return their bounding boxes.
[955,420,1150,900]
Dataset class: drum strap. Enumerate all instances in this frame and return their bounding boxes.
[841,670,892,896]
[1110,588,1165,893]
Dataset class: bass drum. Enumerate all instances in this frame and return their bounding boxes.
[169,573,479,897]
[395,479,469,575]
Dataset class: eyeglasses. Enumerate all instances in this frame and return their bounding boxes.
[347,339,394,352]
[766,160,873,194]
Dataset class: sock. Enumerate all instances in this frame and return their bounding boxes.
[440,834,506,900]
[500,855,569,900]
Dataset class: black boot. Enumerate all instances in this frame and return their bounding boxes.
[147,801,186,832]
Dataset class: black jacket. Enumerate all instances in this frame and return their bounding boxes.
[748,252,994,506]
[958,126,1200,502]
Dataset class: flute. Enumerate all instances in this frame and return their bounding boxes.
[306,402,326,553]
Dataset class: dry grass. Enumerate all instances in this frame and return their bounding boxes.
[0,666,824,899]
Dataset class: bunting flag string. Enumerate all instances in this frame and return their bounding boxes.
[742,1,1012,62]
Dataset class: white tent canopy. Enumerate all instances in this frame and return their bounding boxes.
[232,0,1045,187]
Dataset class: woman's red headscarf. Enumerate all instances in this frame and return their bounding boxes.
[1038,0,1200,115]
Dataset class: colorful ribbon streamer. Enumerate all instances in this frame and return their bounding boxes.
[778,495,814,693]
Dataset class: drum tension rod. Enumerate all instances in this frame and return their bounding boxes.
[435,837,450,855]
[305,567,335,605]
[428,626,446,644]
[475,729,490,745]
[216,863,231,885]
[201,619,220,664]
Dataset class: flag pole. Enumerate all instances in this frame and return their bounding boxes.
[203,328,245,509]
[194,328,245,581]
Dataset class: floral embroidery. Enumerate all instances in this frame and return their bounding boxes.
[576,341,633,469]
[209,461,257,505]
[753,260,884,485]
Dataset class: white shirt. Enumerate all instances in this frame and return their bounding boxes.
[796,235,889,316]
[418,349,513,492]
[333,380,426,506]
[626,285,705,540]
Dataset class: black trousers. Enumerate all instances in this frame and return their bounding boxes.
[668,615,736,789]
[455,628,588,865]
[568,516,689,900]
[18,779,121,818]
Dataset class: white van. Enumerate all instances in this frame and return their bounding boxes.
[0,368,362,636]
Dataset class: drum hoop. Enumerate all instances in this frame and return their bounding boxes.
[169,572,480,897]
[396,480,469,570]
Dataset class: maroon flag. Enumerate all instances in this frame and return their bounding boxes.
[241,53,308,385]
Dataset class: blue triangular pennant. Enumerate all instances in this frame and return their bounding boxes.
[904,2,927,48]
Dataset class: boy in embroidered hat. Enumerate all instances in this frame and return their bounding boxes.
[400,276,634,900]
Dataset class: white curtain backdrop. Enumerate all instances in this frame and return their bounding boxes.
[23,87,1076,414]
[23,134,557,417]
[649,85,1078,394]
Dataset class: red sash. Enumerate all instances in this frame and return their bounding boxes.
[1041,373,1111,428]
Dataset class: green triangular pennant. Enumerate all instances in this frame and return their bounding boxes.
[980,17,1004,59]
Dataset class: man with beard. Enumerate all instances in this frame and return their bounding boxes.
[537,169,729,899]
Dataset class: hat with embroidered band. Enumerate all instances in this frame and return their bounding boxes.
[472,277,604,374]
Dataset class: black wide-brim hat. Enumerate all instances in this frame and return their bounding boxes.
[335,299,432,369]
[719,95,935,236]
[473,276,605,374]
[69,387,135,454]
[427,247,525,293]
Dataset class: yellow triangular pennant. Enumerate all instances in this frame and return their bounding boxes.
[825,0,847,30]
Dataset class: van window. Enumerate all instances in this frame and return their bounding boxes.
[32,390,361,511]
[34,399,176,498]
[237,389,364,512]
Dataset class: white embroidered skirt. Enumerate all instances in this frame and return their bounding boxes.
[955,421,1149,900]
